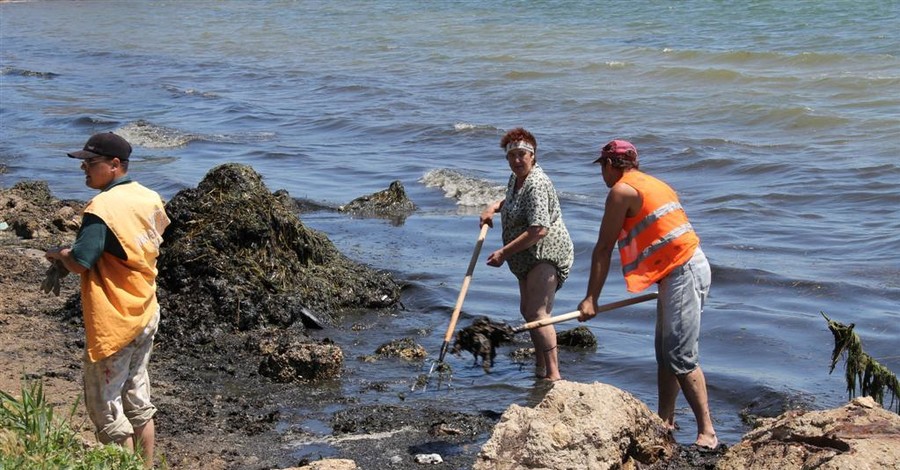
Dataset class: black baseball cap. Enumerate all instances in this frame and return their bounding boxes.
[68,132,132,161]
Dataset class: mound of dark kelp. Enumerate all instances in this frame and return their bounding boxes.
[157,163,401,346]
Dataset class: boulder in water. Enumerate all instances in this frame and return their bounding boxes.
[475,381,674,469]
[339,180,416,222]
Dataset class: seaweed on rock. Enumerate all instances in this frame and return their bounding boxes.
[157,163,400,345]
[823,311,899,413]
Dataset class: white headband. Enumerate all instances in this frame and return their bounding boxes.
[505,140,535,154]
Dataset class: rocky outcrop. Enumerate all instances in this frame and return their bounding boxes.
[717,396,900,469]
[258,337,344,382]
[372,337,427,361]
[0,181,82,245]
[474,381,674,469]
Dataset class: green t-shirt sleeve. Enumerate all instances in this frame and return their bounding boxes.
[70,213,126,268]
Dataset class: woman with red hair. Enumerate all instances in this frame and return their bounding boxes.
[480,128,574,381]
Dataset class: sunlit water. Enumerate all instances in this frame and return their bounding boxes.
[2,0,899,453]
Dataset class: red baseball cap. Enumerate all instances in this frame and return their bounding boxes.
[593,139,638,164]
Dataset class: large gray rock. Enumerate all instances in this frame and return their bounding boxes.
[716,396,900,469]
[474,380,674,469]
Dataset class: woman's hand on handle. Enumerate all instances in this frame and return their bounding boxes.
[480,200,503,228]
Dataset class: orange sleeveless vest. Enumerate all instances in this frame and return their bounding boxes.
[81,182,170,362]
[617,171,698,292]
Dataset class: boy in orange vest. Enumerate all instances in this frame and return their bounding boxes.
[45,132,170,468]
[578,140,718,450]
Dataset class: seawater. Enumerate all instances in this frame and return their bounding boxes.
[2,0,899,451]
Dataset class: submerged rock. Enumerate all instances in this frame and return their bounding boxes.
[475,381,674,469]
[557,325,597,349]
[338,180,416,221]
[739,387,814,428]
[157,163,401,346]
[331,404,494,438]
[373,337,427,361]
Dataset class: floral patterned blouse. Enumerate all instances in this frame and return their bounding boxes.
[500,164,574,289]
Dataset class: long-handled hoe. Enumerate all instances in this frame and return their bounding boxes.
[413,224,489,391]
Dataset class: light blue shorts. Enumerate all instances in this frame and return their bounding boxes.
[655,247,710,375]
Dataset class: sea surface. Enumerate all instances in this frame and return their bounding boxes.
[2,0,899,459]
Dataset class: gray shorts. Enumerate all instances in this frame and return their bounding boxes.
[83,310,159,444]
[655,248,710,375]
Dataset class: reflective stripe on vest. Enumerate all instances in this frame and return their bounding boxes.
[618,201,683,250]
[615,171,699,292]
[620,220,694,274]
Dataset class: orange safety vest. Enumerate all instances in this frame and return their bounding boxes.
[81,182,170,362]
[617,171,699,292]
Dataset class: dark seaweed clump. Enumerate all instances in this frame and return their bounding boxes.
[157,163,401,346]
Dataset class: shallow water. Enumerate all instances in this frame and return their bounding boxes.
[2,0,899,451]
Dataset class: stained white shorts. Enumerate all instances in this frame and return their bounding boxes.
[83,310,159,444]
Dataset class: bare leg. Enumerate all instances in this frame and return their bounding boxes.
[519,263,560,381]
[134,419,156,468]
[677,368,717,448]
[657,364,680,430]
[123,419,155,469]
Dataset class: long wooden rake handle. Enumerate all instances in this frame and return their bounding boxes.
[512,292,659,333]
[437,224,490,363]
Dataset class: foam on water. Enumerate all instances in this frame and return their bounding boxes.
[420,169,504,207]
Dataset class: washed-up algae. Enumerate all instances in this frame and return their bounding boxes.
[157,163,401,346]
[452,317,516,372]
[822,312,900,413]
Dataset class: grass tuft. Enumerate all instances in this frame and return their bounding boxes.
[0,379,145,469]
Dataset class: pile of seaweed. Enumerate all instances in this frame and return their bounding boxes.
[157,163,400,346]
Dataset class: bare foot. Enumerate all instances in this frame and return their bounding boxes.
[694,434,718,449]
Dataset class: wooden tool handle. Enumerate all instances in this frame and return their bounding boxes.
[438,224,490,361]
[513,292,659,333]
